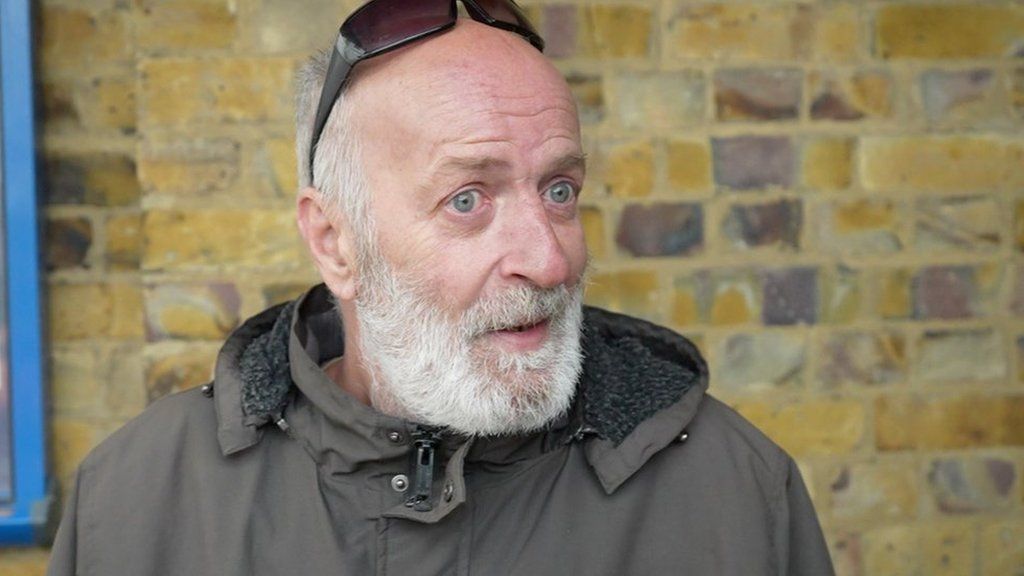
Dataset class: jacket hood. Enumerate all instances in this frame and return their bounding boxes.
[212,285,709,493]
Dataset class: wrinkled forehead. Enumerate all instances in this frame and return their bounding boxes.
[343,19,578,134]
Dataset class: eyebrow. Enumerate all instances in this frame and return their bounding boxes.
[430,152,587,179]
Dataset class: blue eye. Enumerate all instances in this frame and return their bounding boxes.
[450,190,480,213]
[545,181,577,204]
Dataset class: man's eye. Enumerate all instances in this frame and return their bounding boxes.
[544,181,577,204]
[449,190,480,213]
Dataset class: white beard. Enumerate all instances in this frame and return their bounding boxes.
[352,245,584,436]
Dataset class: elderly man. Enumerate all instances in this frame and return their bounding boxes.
[48,1,834,574]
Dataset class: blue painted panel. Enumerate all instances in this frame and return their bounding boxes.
[0,0,53,545]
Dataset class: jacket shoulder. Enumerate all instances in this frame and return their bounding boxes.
[690,395,792,477]
[78,386,221,477]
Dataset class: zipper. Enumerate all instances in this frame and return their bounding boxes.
[405,426,442,512]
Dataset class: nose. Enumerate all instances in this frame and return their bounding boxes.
[497,199,573,289]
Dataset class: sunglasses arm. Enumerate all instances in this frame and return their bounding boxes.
[309,36,366,176]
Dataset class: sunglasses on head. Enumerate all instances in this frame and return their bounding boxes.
[308,0,545,176]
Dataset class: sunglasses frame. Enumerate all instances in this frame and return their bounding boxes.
[308,0,545,177]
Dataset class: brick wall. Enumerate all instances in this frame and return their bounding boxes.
[2,0,1021,573]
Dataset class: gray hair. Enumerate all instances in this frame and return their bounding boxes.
[294,51,374,256]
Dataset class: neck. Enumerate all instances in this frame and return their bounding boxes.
[324,302,374,406]
[327,303,410,419]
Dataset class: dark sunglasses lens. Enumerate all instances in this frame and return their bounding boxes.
[345,0,453,52]
[474,0,539,36]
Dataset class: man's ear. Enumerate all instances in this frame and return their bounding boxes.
[296,187,358,301]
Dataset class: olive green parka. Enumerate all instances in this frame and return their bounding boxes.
[48,285,834,575]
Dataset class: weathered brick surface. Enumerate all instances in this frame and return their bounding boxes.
[876,395,1024,451]
[142,210,302,271]
[875,5,1024,59]
[810,70,893,121]
[861,137,1024,192]
[140,58,294,127]
[20,0,1024,571]
[616,203,703,257]
[611,71,705,130]
[713,136,795,191]
[722,199,802,251]
[714,68,802,121]
[734,399,866,456]
[45,152,140,206]
[46,216,93,270]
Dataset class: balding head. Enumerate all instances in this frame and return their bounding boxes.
[297,18,576,210]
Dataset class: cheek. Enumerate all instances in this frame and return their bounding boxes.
[559,221,589,282]
[410,236,497,306]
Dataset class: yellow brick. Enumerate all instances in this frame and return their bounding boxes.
[85,156,140,207]
[813,4,860,63]
[875,394,1024,451]
[145,284,240,340]
[580,207,606,260]
[146,346,217,402]
[711,286,752,325]
[136,1,237,52]
[45,75,136,132]
[1013,68,1024,113]
[605,141,654,198]
[849,72,893,117]
[804,138,853,190]
[922,523,976,576]
[578,6,651,58]
[141,58,293,126]
[669,4,812,61]
[138,138,240,197]
[862,525,920,576]
[1016,201,1024,251]
[48,283,143,341]
[50,347,102,415]
[979,520,1024,576]
[834,200,895,232]
[585,271,660,319]
[861,137,1024,192]
[142,210,302,271]
[93,76,136,130]
[733,399,865,456]
[50,152,140,207]
[666,140,712,192]
[878,268,911,319]
[39,6,130,73]
[876,5,1024,59]
[50,417,101,483]
[671,286,699,327]
[821,278,859,327]
[829,461,917,522]
[266,137,298,195]
[0,549,49,576]
[106,213,141,271]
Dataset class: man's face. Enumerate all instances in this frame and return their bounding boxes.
[344,21,588,433]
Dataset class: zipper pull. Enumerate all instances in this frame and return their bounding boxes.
[405,426,441,512]
[567,424,598,444]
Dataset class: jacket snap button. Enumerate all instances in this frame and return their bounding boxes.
[386,431,404,444]
[678,430,689,443]
[443,481,454,502]
[391,475,409,492]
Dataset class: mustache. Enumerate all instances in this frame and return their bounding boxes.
[461,284,579,337]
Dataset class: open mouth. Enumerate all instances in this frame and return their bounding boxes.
[503,319,545,333]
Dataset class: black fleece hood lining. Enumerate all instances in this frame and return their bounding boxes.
[234,294,708,447]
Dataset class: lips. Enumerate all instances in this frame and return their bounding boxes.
[487,317,551,351]
[503,319,545,333]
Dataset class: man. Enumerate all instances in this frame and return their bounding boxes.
[48,1,835,574]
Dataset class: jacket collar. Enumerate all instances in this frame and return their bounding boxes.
[212,284,709,494]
